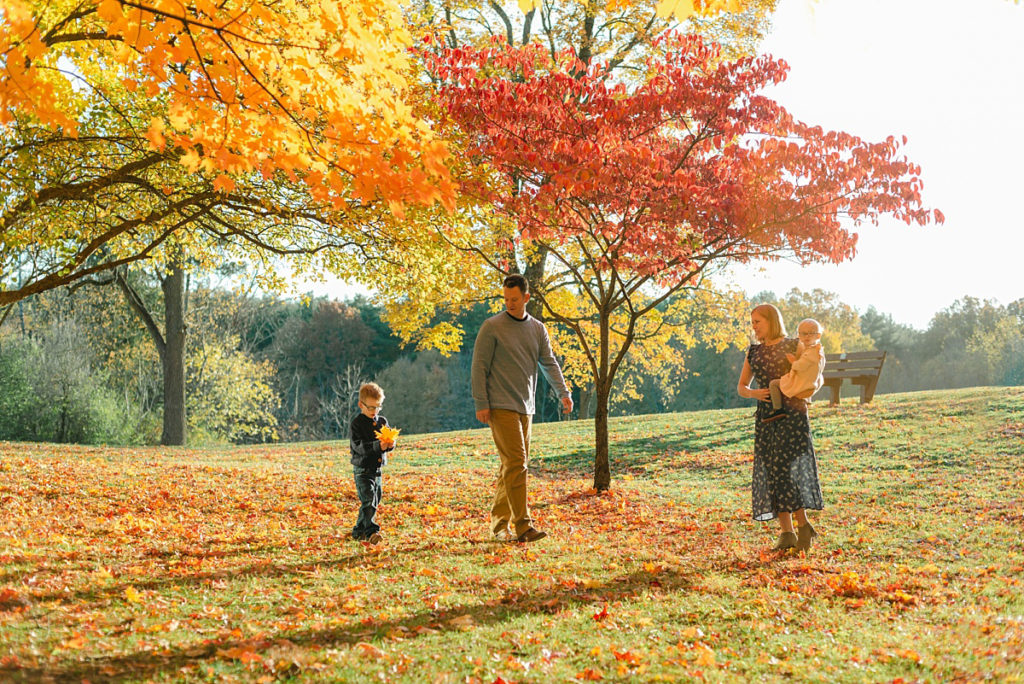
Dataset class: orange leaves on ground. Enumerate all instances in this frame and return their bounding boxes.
[575,667,604,680]
[825,570,879,599]
[0,587,25,610]
[871,647,923,664]
[693,646,716,668]
[218,646,263,664]
[58,632,88,650]
[448,614,475,629]
[613,649,644,665]
[355,642,386,659]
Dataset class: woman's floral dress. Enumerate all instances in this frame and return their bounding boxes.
[748,339,823,522]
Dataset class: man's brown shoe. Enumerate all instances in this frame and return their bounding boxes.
[516,527,547,543]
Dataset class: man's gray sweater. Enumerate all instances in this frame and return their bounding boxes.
[471,311,570,415]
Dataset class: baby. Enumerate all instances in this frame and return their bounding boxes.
[763,318,826,423]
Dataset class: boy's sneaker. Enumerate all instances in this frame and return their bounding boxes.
[516,527,547,543]
[761,408,786,423]
[368,532,383,544]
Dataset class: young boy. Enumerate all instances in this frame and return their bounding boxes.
[763,318,826,423]
[349,382,395,543]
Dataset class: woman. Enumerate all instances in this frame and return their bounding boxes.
[736,303,823,551]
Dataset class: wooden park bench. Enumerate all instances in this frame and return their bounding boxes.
[820,350,887,405]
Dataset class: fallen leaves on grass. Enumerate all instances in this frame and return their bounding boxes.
[1,387,1022,681]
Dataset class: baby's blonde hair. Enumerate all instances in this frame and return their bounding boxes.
[798,318,823,335]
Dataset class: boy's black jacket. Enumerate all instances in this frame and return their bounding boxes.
[349,413,392,469]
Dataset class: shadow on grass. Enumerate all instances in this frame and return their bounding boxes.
[535,442,751,484]
[11,541,362,608]
[533,414,753,476]
[1,562,699,683]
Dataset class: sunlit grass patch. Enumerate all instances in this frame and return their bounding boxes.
[1,386,1022,681]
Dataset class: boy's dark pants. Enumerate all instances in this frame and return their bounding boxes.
[352,466,382,539]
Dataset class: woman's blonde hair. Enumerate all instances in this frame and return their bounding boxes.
[751,303,786,341]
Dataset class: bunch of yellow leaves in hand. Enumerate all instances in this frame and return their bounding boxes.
[375,426,401,443]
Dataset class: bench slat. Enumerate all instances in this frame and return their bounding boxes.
[823,370,882,380]
[824,351,887,361]
[824,362,885,372]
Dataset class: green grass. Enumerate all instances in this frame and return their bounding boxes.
[1,386,1022,682]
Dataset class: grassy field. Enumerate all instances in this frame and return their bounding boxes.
[1,386,1022,682]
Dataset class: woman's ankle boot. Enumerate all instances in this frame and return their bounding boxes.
[796,522,818,551]
[771,531,797,551]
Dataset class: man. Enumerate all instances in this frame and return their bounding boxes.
[471,274,573,543]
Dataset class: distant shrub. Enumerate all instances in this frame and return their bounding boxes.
[187,336,280,444]
[0,325,142,445]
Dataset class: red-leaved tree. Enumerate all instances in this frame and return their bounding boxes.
[426,36,942,490]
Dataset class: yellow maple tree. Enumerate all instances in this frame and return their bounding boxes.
[0,0,454,305]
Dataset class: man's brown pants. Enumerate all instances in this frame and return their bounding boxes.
[489,409,533,537]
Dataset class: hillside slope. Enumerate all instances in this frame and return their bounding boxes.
[1,386,1022,681]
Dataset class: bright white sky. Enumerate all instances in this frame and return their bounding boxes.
[726,0,1024,329]
[311,0,1024,331]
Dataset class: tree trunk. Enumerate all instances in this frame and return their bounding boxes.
[524,246,548,320]
[577,384,594,420]
[161,263,187,445]
[592,308,611,491]
[592,381,611,491]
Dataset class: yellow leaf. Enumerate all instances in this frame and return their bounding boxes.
[517,0,539,12]
[168,104,190,130]
[124,586,142,603]
[694,646,716,668]
[213,175,235,193]
[374,425,401,442]
[180,149,202,173]
[144,118,165,151]
[97,0,123,22]
[655,0,695,20]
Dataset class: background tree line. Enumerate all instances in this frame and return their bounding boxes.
[1,272,1020,446]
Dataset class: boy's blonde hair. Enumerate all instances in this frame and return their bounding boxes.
[751,303,786,340]
[359,382,384,403]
